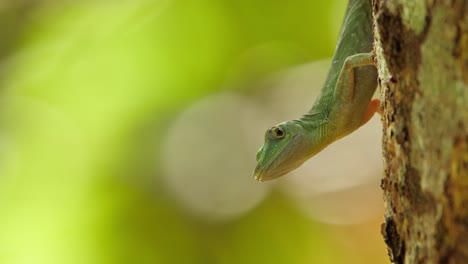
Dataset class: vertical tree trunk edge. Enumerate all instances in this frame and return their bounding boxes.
[373,0,468,263]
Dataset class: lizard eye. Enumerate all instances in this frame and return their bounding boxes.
[271,127,285,139]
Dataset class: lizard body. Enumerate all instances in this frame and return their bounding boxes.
[254,0,379,181]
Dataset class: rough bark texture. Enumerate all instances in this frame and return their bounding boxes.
[373,0,468,263]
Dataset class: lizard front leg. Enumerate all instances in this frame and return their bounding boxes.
[334,53,381,126]
[335,52,375,101]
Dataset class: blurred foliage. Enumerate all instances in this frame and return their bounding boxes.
[0,0,387,263]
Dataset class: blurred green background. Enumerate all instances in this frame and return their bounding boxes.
[0,0,388,263]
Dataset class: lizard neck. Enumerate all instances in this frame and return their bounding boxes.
[291,112,337,158]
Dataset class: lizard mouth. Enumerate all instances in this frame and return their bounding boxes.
[253,134,297,182]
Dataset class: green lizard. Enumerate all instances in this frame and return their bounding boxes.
[254,0,380,182]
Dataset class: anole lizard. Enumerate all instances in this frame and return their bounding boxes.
[254,0,380,182]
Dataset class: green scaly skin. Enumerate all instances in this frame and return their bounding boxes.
[254,0,378,182]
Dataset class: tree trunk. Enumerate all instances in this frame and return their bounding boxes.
[373,0,468,263]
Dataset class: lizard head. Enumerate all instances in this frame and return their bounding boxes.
[254,120,311,182]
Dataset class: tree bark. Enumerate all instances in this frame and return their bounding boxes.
[373,0,468,263]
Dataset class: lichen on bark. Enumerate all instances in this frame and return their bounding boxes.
[373,0,468,263]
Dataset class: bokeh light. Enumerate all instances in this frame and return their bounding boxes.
[161,92,272,221]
